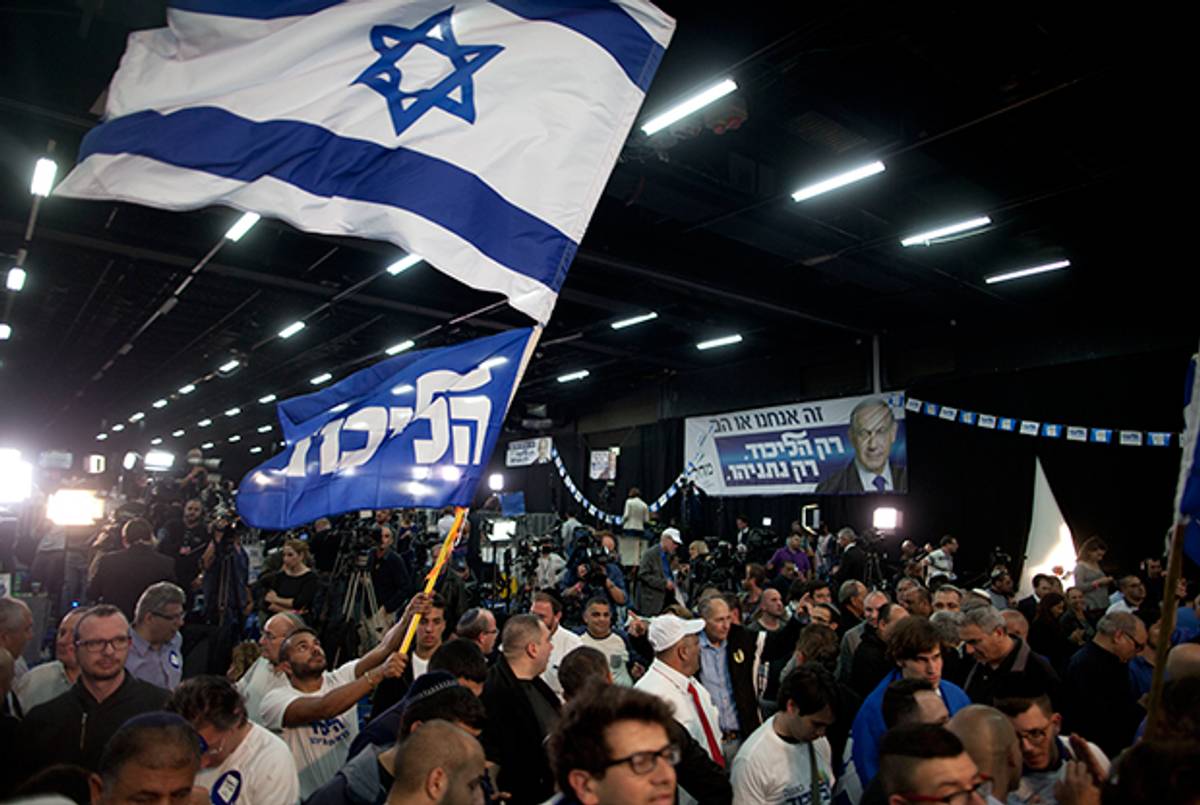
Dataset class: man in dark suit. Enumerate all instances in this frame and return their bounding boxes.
[835,528,868,588]
[634,528,680,615]
[87,518,176,621]
[815,397,908,494]
[1016,574,1058,623]
[479,613,561,804]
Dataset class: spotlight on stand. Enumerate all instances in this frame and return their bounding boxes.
[122,451,140,471]
[488,473,504,492]
[873,507,901,532]
[0,449,34,504]
[47,489,105,527]
[761,516,772,527]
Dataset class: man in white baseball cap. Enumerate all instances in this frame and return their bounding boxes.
[635,528,682,615]
[634,614,727,776]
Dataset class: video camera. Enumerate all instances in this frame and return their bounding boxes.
[689,539,741,594]
[569,530,613,583]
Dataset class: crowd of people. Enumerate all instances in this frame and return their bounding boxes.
[2,475,1200,805]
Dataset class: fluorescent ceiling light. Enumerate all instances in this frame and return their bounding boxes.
[278,321,306,339]
[557,370,590,383]
[386,254,422,275]
[218,359,240,373]
[900,216,992,247]
[172,429,186,437]
[150,437,163,445]
[611,311,658,330]
[641,78,738,135]
[0,323,10,340]
[224,211,260,242]
[257,424,273,433]
[178,384,196,395]
[111,423,126,432]
[258,394,277,404]
[201,441,215,449]
[386,339,415,356]
[128,412,145,422]
[480,357,507,369]
[96,433,108,441]
[197,418,213,427]
[30,157,58,196]
[696,334,743,350]
[7,267,26,292]
[791,160,886,202]
[985,259,1071,285]
[228,434,242,442]
[152,398,168,409]
[225,407,241,417]
[310,372,332,385]
[250,446,263,454]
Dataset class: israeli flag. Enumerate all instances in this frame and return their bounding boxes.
[237,327,534,529]
[959,411,977,426]
[1148,432,1172,447]
[998,418,1017,432]
[1041,424,1063,438]
[55,1,675,324]
[1176,354,1200,563]
[1090,428,1112,444]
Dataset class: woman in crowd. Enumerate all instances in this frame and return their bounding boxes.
[1073,537,1114,621]
[1027,592,1075,674]
[1060,585,1096,646]
[262,539,318,617]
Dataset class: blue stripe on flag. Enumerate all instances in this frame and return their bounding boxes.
[79,107,577,293]
[493,0,665,91]
[169,0,343,17]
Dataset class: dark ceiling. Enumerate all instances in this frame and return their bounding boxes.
[0,2,1184,476]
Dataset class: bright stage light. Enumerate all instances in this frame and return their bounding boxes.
[0,450,33,503]
[145,450,175,471]
[224,211,260,242]
[0,323,10,340]
[611,311,658,330]
[791,160,885,202]
[31,157,58,196]
[488,473,504,491]
[641,78,737,135]
[985,259,1071,285]
[762,517,772,527]
[47,489,105,526]
[873,507,901,531]
[122,451,139,471]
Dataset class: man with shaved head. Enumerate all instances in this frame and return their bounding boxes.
[89,712,201,805]
[948,704,1022,802]
[388,720,487,805]
[237,611,305,724]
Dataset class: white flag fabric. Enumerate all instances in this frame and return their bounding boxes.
[1019,457,1076,596]
[55,0,675,323]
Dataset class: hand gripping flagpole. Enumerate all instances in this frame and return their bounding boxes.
[396,325,545,656]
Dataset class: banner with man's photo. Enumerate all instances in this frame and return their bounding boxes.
[683,392,908,497]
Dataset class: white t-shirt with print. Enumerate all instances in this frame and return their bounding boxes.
[579,632,633,686]
[259,661,361,799]
[731,715,834,805]
[195,722,300,805]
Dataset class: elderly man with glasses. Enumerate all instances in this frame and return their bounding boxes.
[126,582,187,690]
[19,604,170,777]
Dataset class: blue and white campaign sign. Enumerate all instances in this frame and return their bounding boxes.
[54,0,674,323]
[683,393,908,497]
[237,328,534,529]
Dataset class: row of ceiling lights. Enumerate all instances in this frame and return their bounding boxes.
[638,78,1072,284]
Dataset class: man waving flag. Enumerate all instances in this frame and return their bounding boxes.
[238,327,535,529]
[55,0,674,323]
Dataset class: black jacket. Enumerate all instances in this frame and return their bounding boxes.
[1063,642,1142,757]
[849,625,892,699]
[835,545,868,589]
[709,618,804,738]
[20,673,170,777]
[479,657,561,804]
[815,462,908,495]
[962,636,1060,709]
[670,720,732,805]
[87,542,176,621]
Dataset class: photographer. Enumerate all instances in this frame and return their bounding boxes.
[198,511,252,675]
[688,540,742,600]
[562,532,627,613]
[158,498,210,597]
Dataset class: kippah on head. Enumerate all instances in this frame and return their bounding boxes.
[99,712,201,786]
[402,670,459,705]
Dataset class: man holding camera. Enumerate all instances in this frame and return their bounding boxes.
[563,532,628,613]
[158,498,210,597]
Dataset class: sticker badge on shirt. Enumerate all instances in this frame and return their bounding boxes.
[212,770,242,805]
[732,649,745,665]
[169,650,182,669]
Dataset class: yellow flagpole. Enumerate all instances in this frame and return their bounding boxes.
[398,505,468,655]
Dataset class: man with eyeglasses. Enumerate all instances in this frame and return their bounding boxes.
[877,723,990,805]
[547,683,679,805]
[237,611,305,725]
[20,604,170,776]
[126,582,187,690]
[1062,610,1146,758]
[731,665,838,804]
[993,679,1110,805]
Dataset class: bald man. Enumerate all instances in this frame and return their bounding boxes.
[387,720,487,805]
[948,705,1022,803]
[238,611,304,724]
[1167,643,1200,680]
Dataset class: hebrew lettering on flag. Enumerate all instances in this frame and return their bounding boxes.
[237,328,535,530]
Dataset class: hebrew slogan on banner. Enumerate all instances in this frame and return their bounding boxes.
[683,392,908,497]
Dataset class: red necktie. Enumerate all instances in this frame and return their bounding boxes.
[688,681,726,768]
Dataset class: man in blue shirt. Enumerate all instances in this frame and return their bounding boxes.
[126,582,186,691]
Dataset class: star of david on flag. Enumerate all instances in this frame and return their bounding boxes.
[55,0,675,324]
[355,8,503,137]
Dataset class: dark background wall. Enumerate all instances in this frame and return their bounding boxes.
[481,344,1197,585]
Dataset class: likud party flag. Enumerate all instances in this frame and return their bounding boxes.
[237,327,535,529]
[1176,352,1200,564]
[55,0,675,323]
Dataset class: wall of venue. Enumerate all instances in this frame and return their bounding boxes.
[482,343,1198,584]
